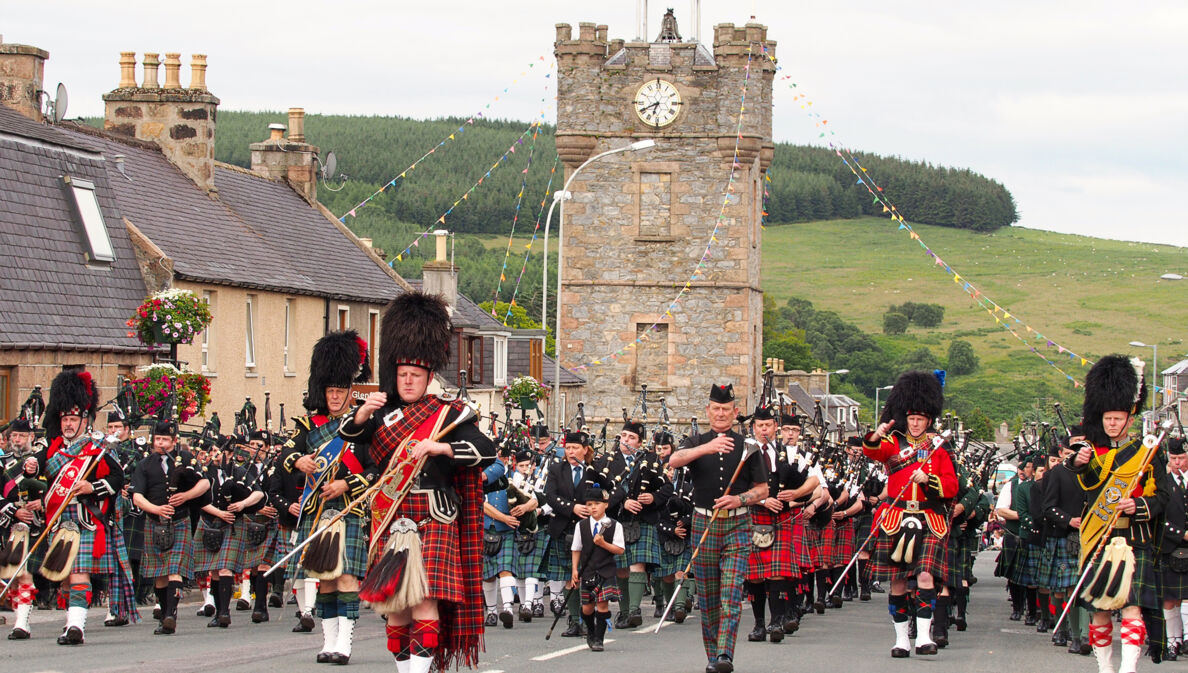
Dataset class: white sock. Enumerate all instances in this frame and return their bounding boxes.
[893,619,911,651]
[482,580,497,611]
[499,576,517,610]
[240,577,251,600]
[67,605,88,633]
[1168,606,1185,644]
[320,614,339,653]
[409,654,433,673]
[525,577,540,604]
[303,579,318,615]
[14,603,31,632]
[335,616,354,656]
[396,658,411,673]
[915,616,935,647]
[294,580,307,614]
[516,578,527,606]
[203,585,214,606]
[549,580,565,597]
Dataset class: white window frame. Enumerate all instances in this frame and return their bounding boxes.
[245,294,257,369]
[63,176,116,263]
[201,290,215,374]
[368,309,380,380]
[283,298,294,374]
[492,335,508,387]
[337,305,350,331]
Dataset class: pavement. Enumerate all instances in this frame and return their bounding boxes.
[0,552,1134,673]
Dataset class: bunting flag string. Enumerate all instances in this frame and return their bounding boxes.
[571,44,758,372]
[337,55,553,223]
[500,155,561,327]
[757,43,1093,387]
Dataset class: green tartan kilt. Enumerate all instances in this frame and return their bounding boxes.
[1079,544,1159,610]
[241,517,279,569]
[657,538,692,577]
[121,512,146,562]
[1038,534,1081,591]
[260,525,293,568]
[1011,540,1044,587]
[512,528,549,578]
[288,511,369,580]
[194,519,250,574]
[618,522,663,569]
[482,528,516,579]
[1160,551,1188,600]
[544,532,573,582]
[53,506,119,575]
[140,517,194,579]
[995,533,1023,579]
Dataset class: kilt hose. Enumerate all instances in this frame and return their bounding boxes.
[194,520,251,574]
[371,490,463,604]
[869,525,948,583]
[830,518,857,567]
[1078,544,1159,611]
[512,528,549,579]
[140,517,195,579]
[481,529,516,579]
[1038,534,1080,592]
[580,575,620,605]
[242,516,279,569]
[618,522,663,569]
[289,509,370,580]
[691,511,751,663]
[544,532,574,582]
[746,508,796,581]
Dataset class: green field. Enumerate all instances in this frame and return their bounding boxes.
[761,217,1188,426]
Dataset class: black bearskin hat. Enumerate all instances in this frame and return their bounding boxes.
[379,291,452,398]
[1082,354,1146,447]
[879,370,945,431]
[45,369,99,441]
[307,329,371,414]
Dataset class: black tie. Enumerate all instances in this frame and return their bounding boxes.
[573,465,583,488]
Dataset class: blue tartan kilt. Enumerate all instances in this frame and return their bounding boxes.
[1038,534,1081,591]
[482,528,517,579]
[544,532,573,582]
[657,536,692,578]
[194,519,250,574]
[121,509,146,562]
[1010,540,1044,587]
[619,522,663,569]
[139,517,194,579]
[288,511,369,580]
[260,525,293,568]
[52,506,118,576]
[512,528,549,578]
[242,517,279,569]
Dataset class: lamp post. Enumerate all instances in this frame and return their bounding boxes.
[1130,340,1159,416]
[546,138,657,430]
[822,368,849,441]
[873,384,894,424]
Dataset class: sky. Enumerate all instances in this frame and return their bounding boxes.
[6,0,1187,249]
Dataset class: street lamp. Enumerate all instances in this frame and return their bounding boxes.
[1130,341,1158,414]
[546,138,657,429]
[822,368,849,440]
[873,384,894,423]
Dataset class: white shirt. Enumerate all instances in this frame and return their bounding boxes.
[570,515,626,551]
[995,478,1015,510]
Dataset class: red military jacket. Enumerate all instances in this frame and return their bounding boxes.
[863,431,958,538]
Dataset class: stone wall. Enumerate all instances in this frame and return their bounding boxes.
[0,349,152,422]
[0,41,48,122]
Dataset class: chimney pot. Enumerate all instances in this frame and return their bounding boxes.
[287,107,305,143]
[189,54,208,90]
[433,229,449,262]
[142,52,160,88]
[268,123,285,141]
[118,51,137,88]
[162,52,182,89]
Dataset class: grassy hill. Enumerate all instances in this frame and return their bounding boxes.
[762,217,1188,427]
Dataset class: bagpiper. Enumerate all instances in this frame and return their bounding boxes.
[862,370,957,658]
[2,414,47,640]
[544,431,596,637]
[343,291,495,673]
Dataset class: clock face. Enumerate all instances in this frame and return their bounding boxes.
[634,79,682,128]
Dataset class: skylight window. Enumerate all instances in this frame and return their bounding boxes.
[62,175,115,263]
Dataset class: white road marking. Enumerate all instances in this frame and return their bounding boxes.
[532,639,616,660]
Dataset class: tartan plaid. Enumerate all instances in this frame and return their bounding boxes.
[373,489,464,604]
[54,505,117,575]
[1038,534,1081,591]
[995,534,1025,580]
[260,525,293,567]
[482,529,516,578]
[746,508,796,581]
[106,524,141,623]
[804,524,826,570]
[242,516,279,569]
[1011,540,1044,587]
[618,522,663,568]
[368,397,446,467]
[868,519,948,582]
[581,575,620,604]
[691,511,751,662]
[512,528,549,578]
[1160,552,1188,600]
[830,519,857,567]
[120,509,146,562]
[290,509,370,579]
[140,517,194,578]
[194,519,250,573]
[941,531,967,588]
[544,533,574,581]
[790,512,813,571]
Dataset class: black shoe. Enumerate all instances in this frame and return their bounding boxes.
[1009,609,1022,621]
[316,652,333,664]
[705,663,718,673]
[518,604,532,623]
[551,595,565,617]
[654,603,663,619]
[934,633,948,649]
[1036,617,1050,633]
[1067,636,1082,655]
[269,593,283,608]
[713,654,734,673]
[236,598,251,612]
[1166,646,1179,662]
[499,609,513,629]
[860,589,872,602]
[916,643,938,655]
[871,582,885,594]
[674,606,687,624]
[532,602,544,618]
[1052,630,1069,647]
[252,609,269,623]
[954,615,967,631]
[8,628,30,640]
[813,601,825,615]
[293,612,314,632]
[287,593,297,605]
[329,653,350,665]
[104,616,129,627]
[1024,613,1038,626]
[628,608,642,627]
[561,618,583,638]
[198,604,215,617]
[891,647,910,658]
[57,626,84,645]
[153,624,175,635]
[783,613,800,634]
[829,595,843,609]
[484,612,497,627]
[1079,640,1092,656]
[153,606,162,621]
[614,611,629,629]
[1150,645,1164,664]
[767,623,785,643]
[207,616,221,628]
[748,622,767,642]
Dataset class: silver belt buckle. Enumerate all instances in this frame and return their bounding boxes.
[389,517,418,535]
[904,500,920,513]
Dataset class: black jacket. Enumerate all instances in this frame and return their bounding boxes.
[1161,472,1188,554]
[544,459,596,537]
[1042,463,1084,539]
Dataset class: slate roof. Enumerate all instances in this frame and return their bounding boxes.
[59,122,402,304]
[0,106,152,352]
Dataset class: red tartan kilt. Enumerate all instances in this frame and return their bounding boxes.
[372,491,463,604]
[830,520,856,566]
[790,513,812,571]
[746,509,797,581]
[868,526,948,582]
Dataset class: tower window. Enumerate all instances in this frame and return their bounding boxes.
[637,171,672,239]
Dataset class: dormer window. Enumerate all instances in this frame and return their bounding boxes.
[61,176,115,264]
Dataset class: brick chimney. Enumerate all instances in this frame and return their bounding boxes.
[421,230,458,314]
[103,52,220,194]
[249,107,319,203]
[0,37,49,122]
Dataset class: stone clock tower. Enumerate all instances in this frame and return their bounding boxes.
[553,16,775,425]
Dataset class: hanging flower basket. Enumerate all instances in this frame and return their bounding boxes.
[128,363,212,423]
[127,288,213,345]
[502,376,548,409]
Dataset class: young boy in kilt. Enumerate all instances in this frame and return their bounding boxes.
[570,485,625,652]
[1069,355,1168,673]
[862,370,958,659]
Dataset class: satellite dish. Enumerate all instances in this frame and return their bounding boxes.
[323,152,337,180]
[52,83,68,123]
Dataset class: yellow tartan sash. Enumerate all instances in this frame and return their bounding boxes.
[1079,438,1153,568]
